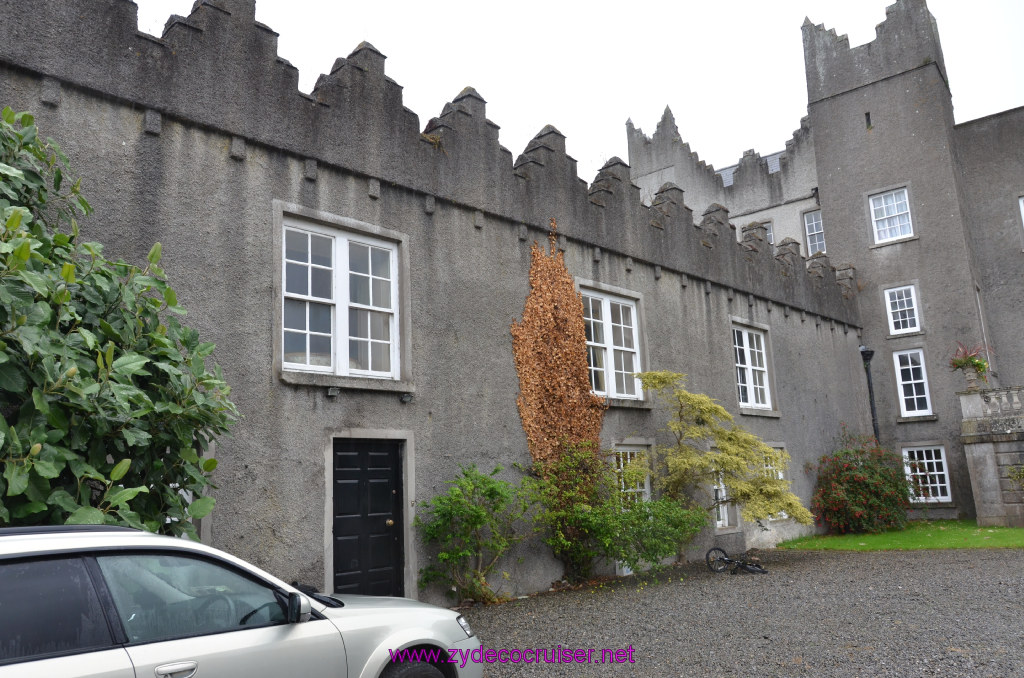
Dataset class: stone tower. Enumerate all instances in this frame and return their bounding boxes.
[803,0,987,516]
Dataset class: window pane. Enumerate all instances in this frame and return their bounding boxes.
[371,279,392,309]
[97,554,285,644]
[371,343,390,372]
[283,299,306,330]
[0,557,111,662]
[349,243,369,274]
[283,331,306,364]
[350,274,370,305]
[349,308,368,338]
[285,262,307,295]
[618,304,632,328]
[610,303,621,325]
[588,346,605,392]
[349,339,369,370]
[309,335,332,366]
[309,302,332,334]
[310,234,332,267]
[285,230,307,263]
[311,268,332,299]
[612,324,624,347]
[369,311,390,341]
[370,247,390,278]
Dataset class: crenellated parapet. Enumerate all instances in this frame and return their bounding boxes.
[0,0,858,327]
[628,107,818,224]
[802,0,948,105]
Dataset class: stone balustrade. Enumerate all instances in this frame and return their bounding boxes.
[959,385,1024,527]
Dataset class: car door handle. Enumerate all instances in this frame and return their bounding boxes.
[154,661,198,678]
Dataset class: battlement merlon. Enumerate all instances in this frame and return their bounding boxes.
[802,0,948,105]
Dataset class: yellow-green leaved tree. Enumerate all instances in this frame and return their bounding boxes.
[638,371,812,525]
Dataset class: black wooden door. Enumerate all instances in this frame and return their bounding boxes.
[332,438,404,596]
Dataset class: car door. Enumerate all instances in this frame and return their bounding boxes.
[94,552,347,678]
[0,556,134,678]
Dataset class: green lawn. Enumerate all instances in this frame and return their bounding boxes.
[777,519,1024,551]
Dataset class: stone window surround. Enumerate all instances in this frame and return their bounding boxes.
[802,209,826,255]
[273,201,414,393]
[902,443,953,504]
[763,444,789,521]
[881,282,923,336]
[1018,195,1024,251]
[712,472,732,529]
[892,347,933,418]
[612,443,651,504]
[867,184,915,245]
[576,278,648,406]
[731,317,778,417]
[282,221,398,377]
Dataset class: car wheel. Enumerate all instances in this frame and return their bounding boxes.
[381,660,446,678]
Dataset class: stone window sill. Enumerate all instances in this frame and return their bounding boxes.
[887,330,925,340]
[605,397,652,410]
[896,414,938,423]
[870,235,918,249]
[739,407,781,418]
[279,369,415,393]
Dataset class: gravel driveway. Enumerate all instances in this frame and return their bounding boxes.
[462,548,1024,677]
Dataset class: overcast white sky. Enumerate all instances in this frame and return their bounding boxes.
[135,1,1023,182]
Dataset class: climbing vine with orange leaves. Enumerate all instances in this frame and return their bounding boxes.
[511,219,605,466]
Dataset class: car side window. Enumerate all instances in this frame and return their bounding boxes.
[96,553,287,644]
[0,557,113,664]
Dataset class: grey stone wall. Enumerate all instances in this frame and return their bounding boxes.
[953,107,1024,387]
[0,0,868,599]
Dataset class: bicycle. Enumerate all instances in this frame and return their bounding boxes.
[705,548,768,575]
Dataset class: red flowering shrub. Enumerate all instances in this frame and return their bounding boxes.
[811,429,911,534]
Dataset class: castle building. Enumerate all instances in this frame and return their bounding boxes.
[0,0,1020,600]
[629,0,1023,530]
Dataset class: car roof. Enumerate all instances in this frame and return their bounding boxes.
[0,525,210,557]
[0,526,293,592]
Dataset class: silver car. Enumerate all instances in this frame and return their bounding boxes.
[0,526,482,678]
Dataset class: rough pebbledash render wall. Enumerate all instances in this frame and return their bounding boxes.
[0,0,869,598]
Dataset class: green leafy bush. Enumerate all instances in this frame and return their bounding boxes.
[601,497,706,575]
[528,442,704,583]
[415,466,531,603]
[811,428,911,534]
[527,443,607,583]
[0,106,237,537]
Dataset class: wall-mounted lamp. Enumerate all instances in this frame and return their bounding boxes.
[399,392,414,404]
[326,387,340,398]
[859,345,880,442]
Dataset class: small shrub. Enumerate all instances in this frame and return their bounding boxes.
[528,442,705,583]
[811,428,911,534]
[527,442,609,584]
[603,497,706,574]
[415,465,531,603]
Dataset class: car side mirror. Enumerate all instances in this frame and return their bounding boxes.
[286,592,311,623]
